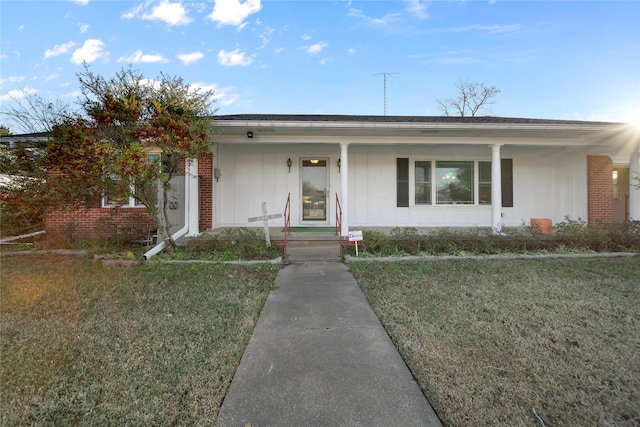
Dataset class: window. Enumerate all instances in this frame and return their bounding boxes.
[479,162,492,205]
[402,159,513,207]
[103,153,160,208]
[436,161,474,204]
[415,161,431,204]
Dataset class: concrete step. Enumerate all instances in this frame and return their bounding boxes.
[283,241,342,263]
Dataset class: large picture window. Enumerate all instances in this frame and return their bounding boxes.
[406,159,513,207]
[436,161,474,204]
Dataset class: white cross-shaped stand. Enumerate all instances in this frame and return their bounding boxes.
[248,202,282,247]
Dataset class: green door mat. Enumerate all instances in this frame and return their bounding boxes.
[284,227,335,232]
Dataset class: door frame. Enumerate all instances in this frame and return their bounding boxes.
[300,157,330,225]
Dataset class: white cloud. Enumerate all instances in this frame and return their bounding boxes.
[44,41,76,59]
[117,49,168,64]
[121,3,144,20]
[71,39,108,64]
[63,90,82,99]
[217,49,253,66]
[208,0,261,28]
[143,0,192,26]
[79,23,90,33]
[306,42,328,55]
[177,51,204,65]
[448,24,522,34]
[0,75,26,86]
[71,0,90,5]
[348,48,357,55]
[193,82,239,106]
[348,8,401,26]
[301,33,312,41]
[258,27,273,49]
[122,1,192,26]
[0,87,38,103]
[406,0,428,19]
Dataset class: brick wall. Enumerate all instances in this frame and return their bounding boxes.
[45,152,214,241]
[46,203,157,242]
[198,153,213,231]
[587,155,614,224]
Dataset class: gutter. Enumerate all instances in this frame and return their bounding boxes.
[143,160,196,260]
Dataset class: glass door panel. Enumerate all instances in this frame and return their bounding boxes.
[302,159,327,221]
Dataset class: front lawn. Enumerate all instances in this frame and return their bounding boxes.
[350,257,640,426]
[0,254,278,425]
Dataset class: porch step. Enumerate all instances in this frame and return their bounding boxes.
[283,241,342,263]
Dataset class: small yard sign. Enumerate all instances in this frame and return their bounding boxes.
[348,230,363,256]
[348,230,363,242]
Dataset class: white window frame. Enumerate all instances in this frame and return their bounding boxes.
[409,158,492,206]
[102,152,161,208]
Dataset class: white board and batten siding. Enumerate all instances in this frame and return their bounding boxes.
[214,142,595,229]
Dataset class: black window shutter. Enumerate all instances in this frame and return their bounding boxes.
[501,158,513,208]
[397,158,409,207]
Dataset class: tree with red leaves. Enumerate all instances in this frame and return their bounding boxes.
[45,65,217,248]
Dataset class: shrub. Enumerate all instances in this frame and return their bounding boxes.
[186,228,283,260]
[344,222,640,257]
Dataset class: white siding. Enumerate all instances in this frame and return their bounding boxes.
[215,142,592,229]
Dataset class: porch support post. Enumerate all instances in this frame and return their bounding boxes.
[491,144,503,234]
[630,139,640,220]
[186,158,200,237]
[340,142,349,238]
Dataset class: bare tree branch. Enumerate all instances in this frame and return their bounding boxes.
[0,88,77,133]
[437,78,501,117]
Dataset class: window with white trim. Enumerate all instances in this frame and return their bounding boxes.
[397,158,513,207]
[102,153,160,208]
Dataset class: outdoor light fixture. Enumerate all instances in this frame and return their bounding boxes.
[287,158,292,172]
[247,131,253,138]
[337,158,341,173]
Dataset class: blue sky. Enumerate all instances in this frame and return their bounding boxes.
[1,0,639,131]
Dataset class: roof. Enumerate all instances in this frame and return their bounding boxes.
[216,114,624,126]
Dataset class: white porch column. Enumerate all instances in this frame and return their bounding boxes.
[630,139,640,220]
[186,158,200,236]
[491,144,503,234]
[340,142,349,238]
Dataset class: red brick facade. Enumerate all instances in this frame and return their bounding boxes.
[45,203,157,243]
[45,153,214,241]
[198,153,213,231]
[587,155,614,224]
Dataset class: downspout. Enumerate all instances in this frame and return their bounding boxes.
[143,159,196,260]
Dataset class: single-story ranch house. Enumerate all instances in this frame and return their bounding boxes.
[3,114,640,241]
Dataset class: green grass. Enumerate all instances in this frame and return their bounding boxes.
[350,257,640,427]
[1,254,279,426]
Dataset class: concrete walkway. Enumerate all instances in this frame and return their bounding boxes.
[215,262,442,427]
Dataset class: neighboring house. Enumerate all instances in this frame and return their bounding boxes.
[2,115,639,240]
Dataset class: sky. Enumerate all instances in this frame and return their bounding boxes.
[1,0,639,132]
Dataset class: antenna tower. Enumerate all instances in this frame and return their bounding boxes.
[373,72,399,115]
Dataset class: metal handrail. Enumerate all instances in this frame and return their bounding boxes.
[335,193,342,236]
[336,193,344,256]
[283,193,291,259]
